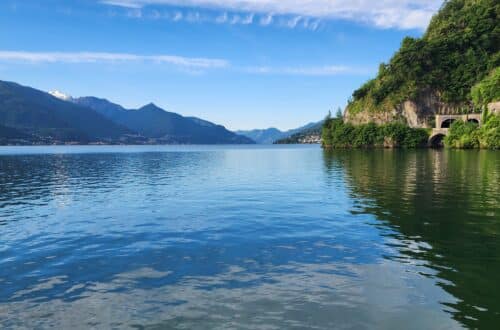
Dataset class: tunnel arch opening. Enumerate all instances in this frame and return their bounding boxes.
[441,119,456,128]
[430,134,446,148]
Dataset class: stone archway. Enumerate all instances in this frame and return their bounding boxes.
[467,119,479,125]
[429,133,446,148]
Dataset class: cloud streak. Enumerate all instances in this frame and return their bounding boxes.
[115,8,317,30]
[101,0,443,30]
[0,51,370,76]
[0,51,228,69]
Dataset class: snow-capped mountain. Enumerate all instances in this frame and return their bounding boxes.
[49,90,73,101]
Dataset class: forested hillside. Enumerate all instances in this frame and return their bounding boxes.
[345,0,499,127]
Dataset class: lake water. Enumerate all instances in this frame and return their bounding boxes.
[0,145,499,329]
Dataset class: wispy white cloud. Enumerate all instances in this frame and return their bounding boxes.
[228,13,254,25]
[172,11,183,21]
[259,14,273,26]
[241,13,254,25]
[0,51,228,69]
[102,0,142,8]
[100,0,443,30]
[286,16,302,29]
[302,18,321,31]
[0,51,372,76]
[120,8,290,29]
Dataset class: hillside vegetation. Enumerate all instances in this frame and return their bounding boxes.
[445,112,500,149]
[346,0,499,120]
[322,118,429,149]
[326,0,500,149]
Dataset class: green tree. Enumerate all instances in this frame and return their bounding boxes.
[445,120,480,149]
[347,0,500,113]
[471,67,500,107]
[336,107,343,119]
[479,115,500,149]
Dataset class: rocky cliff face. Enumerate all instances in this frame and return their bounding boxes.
[343,0,498,128]
[344,90,471,128]
[488,101,500,115]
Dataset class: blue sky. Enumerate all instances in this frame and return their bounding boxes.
[0,0,442,130]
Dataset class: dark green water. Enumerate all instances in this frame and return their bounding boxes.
[324,149,500,329]
[0,146,498,329]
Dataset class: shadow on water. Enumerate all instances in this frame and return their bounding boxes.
[323,149,500,329]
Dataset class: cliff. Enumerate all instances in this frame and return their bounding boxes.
[345,0,499,127]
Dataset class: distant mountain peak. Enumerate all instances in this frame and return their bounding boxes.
[49,90,73,101]
[70,93,254,144]
[237,120,323,144]
[139,102,162,111]
[1,79,255,145]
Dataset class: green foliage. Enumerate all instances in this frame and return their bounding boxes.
[444,115,500,149]
[322,120,429,148]
[352,123,381,147]
[479,115,500,149]
[325,110,332,122]
[334,122,356,147]
[335,107,343,119]
[471,67,500,106]
[348,0,500,114]
[445,120,480,148]
[383,123,431,148]
[321,125,333,147]
[352,80,375,100]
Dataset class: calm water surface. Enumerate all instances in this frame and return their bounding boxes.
[0,145,499,329]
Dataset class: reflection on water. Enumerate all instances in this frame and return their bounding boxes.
[324,149,500,329]
[0,145,498,329]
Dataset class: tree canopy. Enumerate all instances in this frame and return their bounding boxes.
[348,0,500,114]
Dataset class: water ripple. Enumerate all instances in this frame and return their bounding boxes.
[0,146,498,329]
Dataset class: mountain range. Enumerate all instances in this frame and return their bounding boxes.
[237,121,323,144]
[0,80,254,145]
[273,121,324,144]
[72,96,254,144]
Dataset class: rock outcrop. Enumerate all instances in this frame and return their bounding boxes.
[488,101,500,115]
[343,0,498,129]
[344,90,470,128]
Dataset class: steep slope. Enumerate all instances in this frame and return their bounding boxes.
[345,0,499,127]
[0,81,133,143]
[73,97,255,144]
[0,124,28,138]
